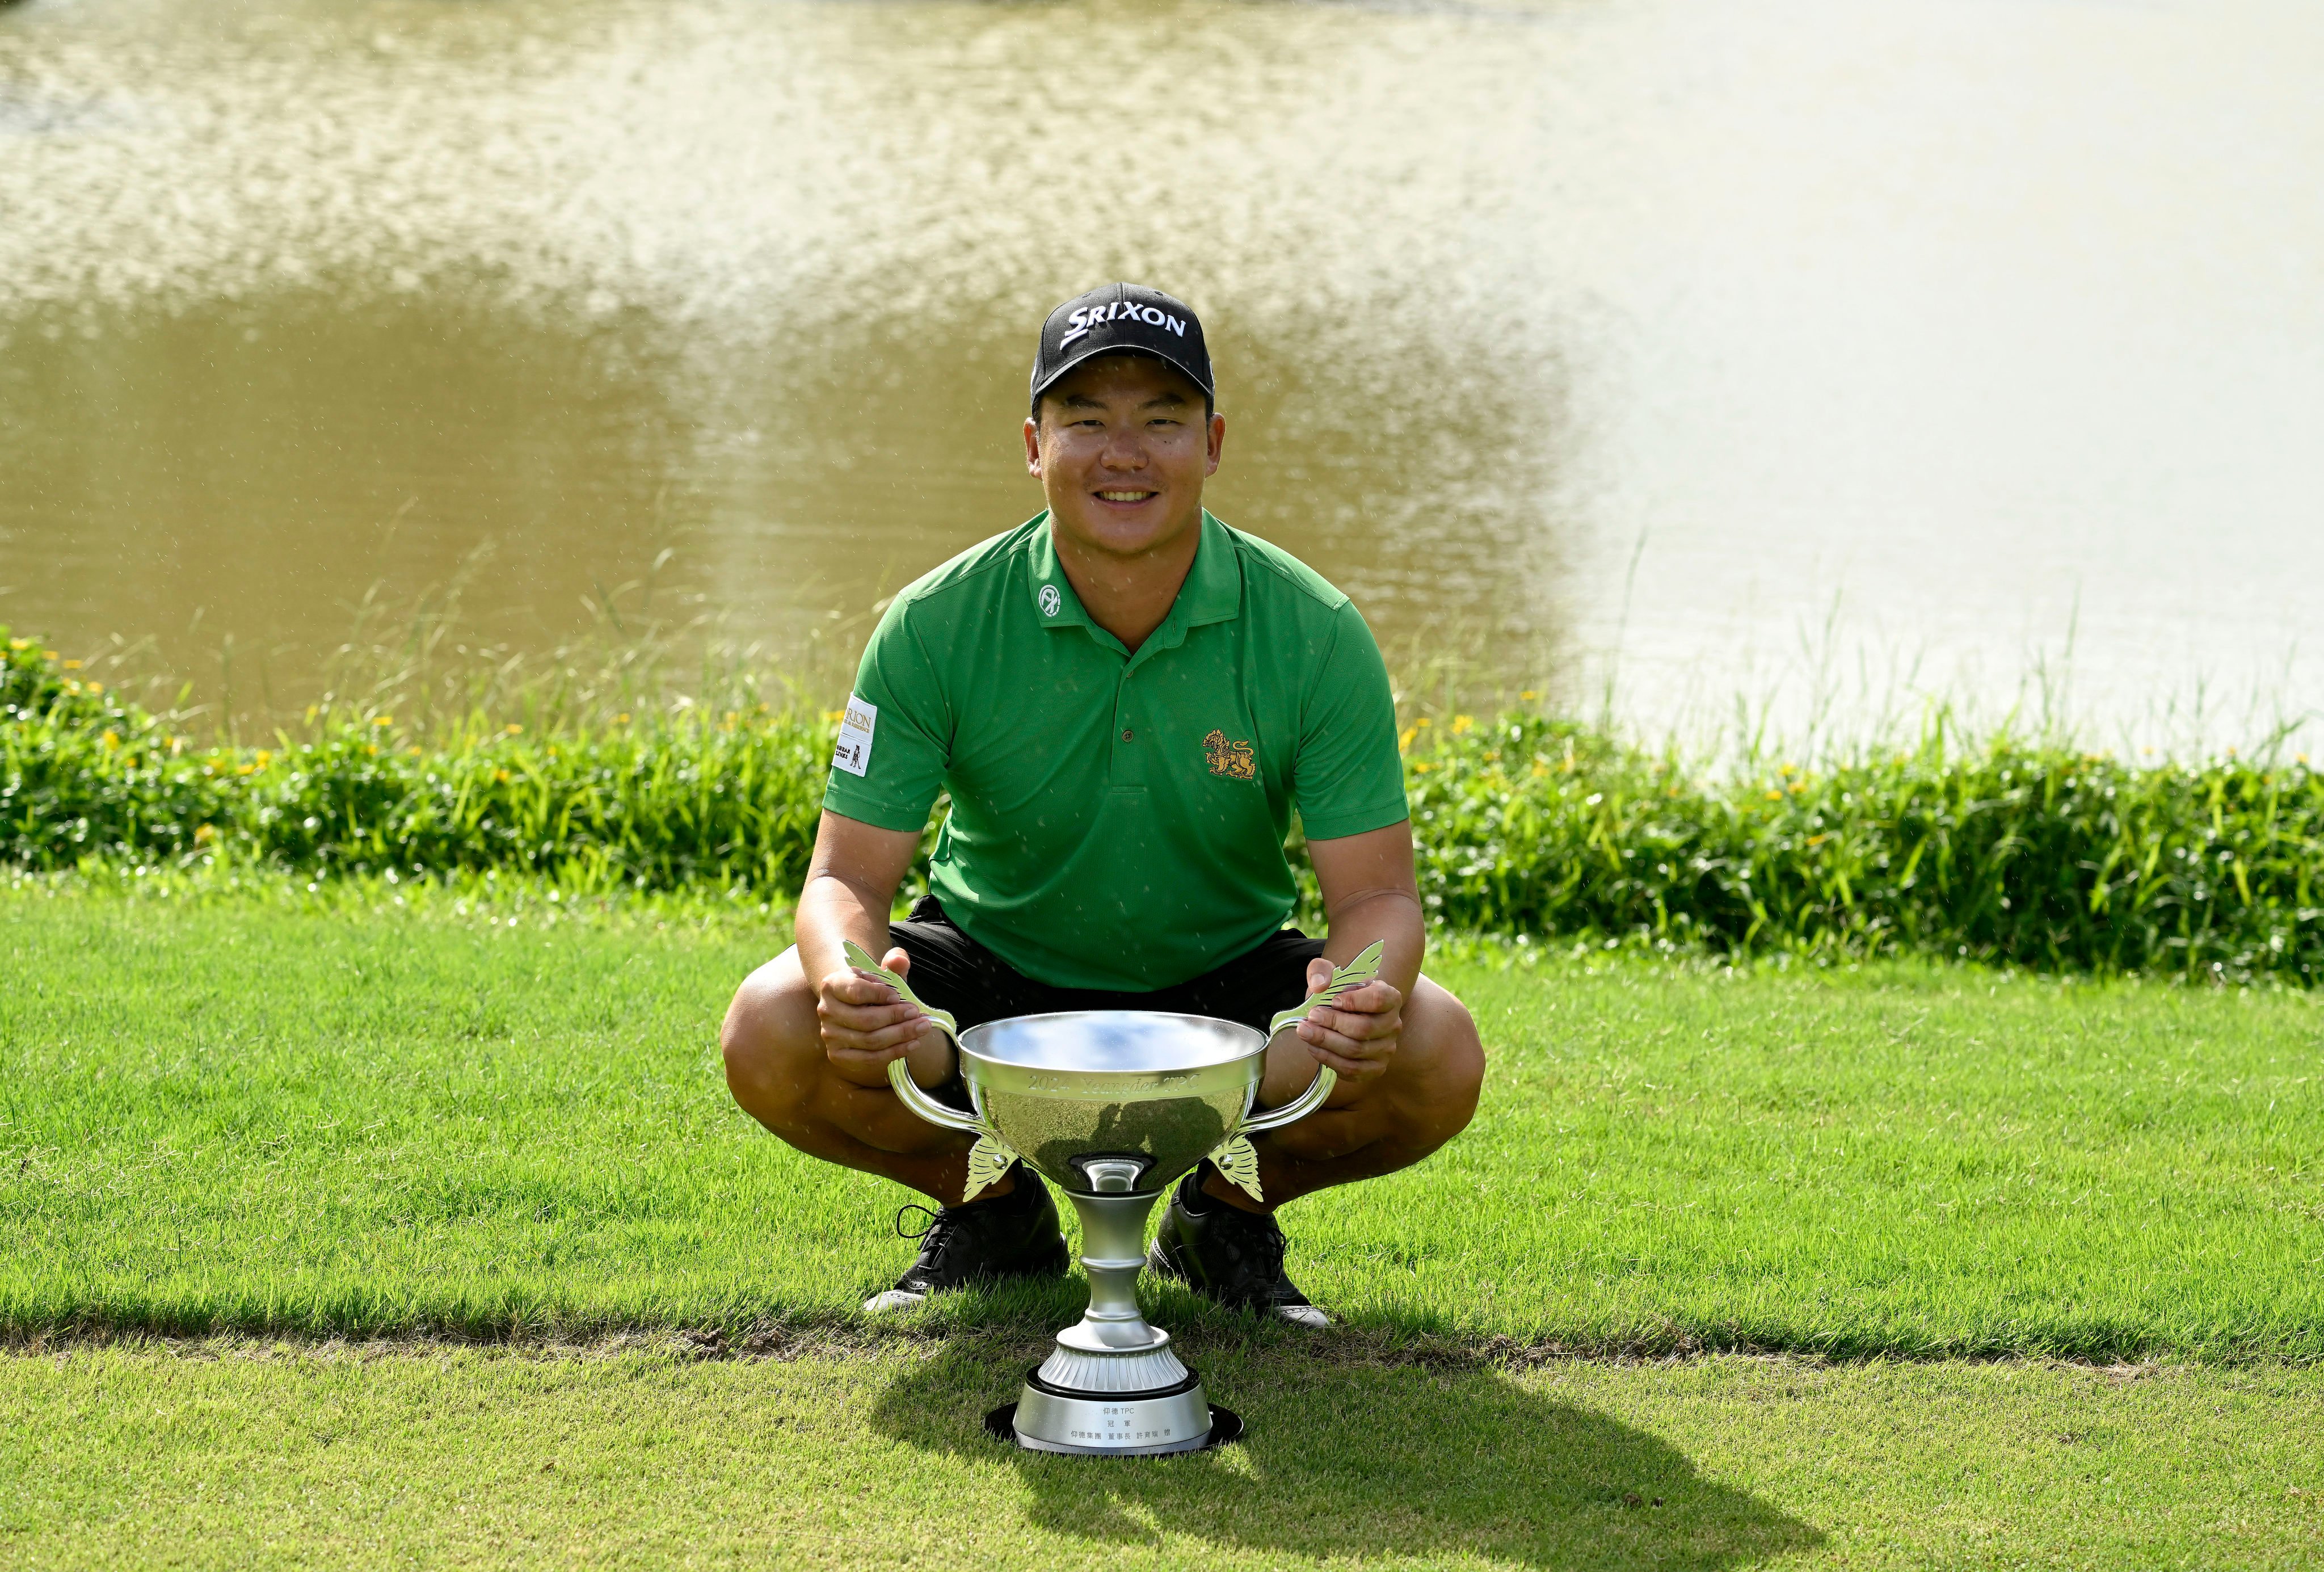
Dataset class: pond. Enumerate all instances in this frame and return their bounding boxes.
[3,0,2318,750]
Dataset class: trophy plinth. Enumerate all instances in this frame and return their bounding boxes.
[887,1008,1337,1458]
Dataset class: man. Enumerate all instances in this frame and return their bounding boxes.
[721,283,1483,1326]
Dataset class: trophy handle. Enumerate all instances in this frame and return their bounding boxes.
[886,1055,988,1135]
[1201,1063,1338,1206]
[1235,1062,1338,1136]
[885,1057,1022,1205]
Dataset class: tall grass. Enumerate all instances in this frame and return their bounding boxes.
[6,628,2319,981]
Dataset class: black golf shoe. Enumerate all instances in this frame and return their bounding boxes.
[1147,1167,1329,1329]
[861,1163,1071,1314]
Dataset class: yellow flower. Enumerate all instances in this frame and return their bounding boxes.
[102,730,120,749]
[1765,789,1783,801]
[61,659,82,670]
[1450,715,1474,735]
[823,710,845,722]
[407,746,424,757]
[236,763,256,776]
[616,713,631,724]
[1531,761,1548,776]
[1397,725,1418,754]
[365,744,378,756]
[505,724,523,735]
[87,681,103,695]
[1414,717,1432,728]
[495,769,511,783]
[1411,760,1433,774]
[373,716,393,728]
[255,750,272,767]
[7,638,28,652]
[1519,690,1538,701]
[193,824,215,844]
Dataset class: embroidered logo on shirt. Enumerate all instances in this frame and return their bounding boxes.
[832,693,877,777]
[1202,729,1256,780]
[1038,584,1062,618]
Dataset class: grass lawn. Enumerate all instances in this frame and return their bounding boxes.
[3,882,2323,1567]
[3,883,2318,1357]
[2,1343,2318,1570]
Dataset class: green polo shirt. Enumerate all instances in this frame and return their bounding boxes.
[822,510,1408,991]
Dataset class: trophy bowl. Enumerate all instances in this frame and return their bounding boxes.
[887,1009,1337,1457]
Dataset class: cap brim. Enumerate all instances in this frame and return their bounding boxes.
[1031,343,1214,407]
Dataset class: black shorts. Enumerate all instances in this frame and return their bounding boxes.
[889,894,1325,1043]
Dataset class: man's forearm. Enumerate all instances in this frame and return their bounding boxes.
[1320,888,1425,1001]
[793,871,897,993]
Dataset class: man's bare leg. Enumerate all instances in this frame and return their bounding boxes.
[1205,974,1485,1212]
[719,947,1008,1205]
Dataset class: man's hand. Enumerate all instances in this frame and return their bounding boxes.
[1289,955,1405,1087]
[816,946,931,1085]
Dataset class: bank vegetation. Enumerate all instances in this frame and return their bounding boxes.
[5,629,2317,982]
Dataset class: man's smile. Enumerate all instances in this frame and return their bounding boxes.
[1096,489,1159,505]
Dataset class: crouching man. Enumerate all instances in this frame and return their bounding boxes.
[721,284,1484,1325]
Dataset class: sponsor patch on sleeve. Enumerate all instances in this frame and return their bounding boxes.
[832,693,877,777]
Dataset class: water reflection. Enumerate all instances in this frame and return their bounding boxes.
[2,0,2318,745]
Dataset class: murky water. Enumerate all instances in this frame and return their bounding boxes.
[4,0,2320,747]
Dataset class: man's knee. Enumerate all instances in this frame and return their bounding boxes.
[720,949,821,1127]
[1404,977,1485,1148]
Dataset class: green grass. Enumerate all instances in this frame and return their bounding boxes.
[3,881,2318,1358]
[5,881,2322,1566]
[2,1344,2318,1569]
[10,629,2323,981]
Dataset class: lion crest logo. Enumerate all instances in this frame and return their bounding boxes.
[1202,729,1256,780]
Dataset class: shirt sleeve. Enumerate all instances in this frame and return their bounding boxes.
[819,598,952,833]
[1291,600,1411,841]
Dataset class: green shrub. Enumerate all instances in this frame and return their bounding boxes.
[1399,712,2321,982]
[1,631,831,892]
[6,631,2318,980]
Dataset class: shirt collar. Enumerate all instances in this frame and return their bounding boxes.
[1028,510,1243,655]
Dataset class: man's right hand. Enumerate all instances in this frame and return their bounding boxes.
[816,945,932,1084]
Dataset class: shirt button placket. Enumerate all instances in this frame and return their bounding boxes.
[1113,670,1143,785]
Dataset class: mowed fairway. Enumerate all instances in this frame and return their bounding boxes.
[3,1345,2319,1570]
[4,886,2319,1354]
[3,884,2323,1568]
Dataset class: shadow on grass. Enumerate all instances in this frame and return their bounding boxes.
[868,1339,1821,1570]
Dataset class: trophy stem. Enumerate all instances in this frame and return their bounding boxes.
[999,1163,1222,1455]
[1064,1189,1166,1349]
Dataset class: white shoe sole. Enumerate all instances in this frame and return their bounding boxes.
[1272,1303,1330,1330]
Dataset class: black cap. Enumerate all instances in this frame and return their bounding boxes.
[1030,283,1213,415]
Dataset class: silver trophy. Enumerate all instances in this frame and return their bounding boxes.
[852,941,1382,1456]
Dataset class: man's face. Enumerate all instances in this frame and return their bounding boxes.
[1023,354,1225,561]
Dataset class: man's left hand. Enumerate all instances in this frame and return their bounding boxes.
[1290,956,1404,1086]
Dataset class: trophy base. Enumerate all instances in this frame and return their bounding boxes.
[985,1366,1243,1456]
[980,1404,1236,1460]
